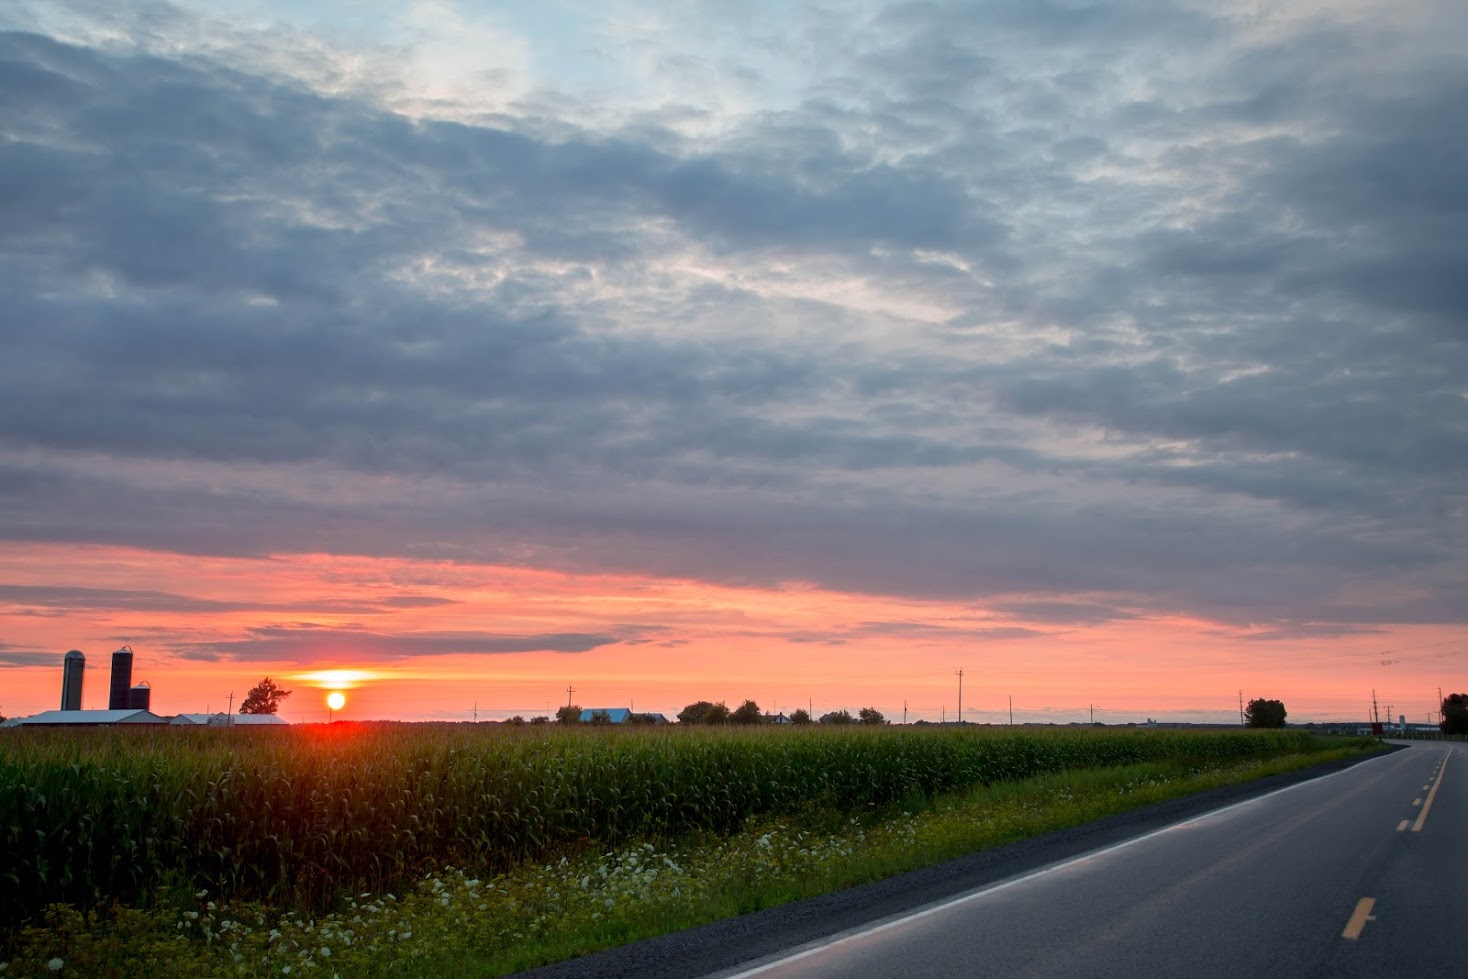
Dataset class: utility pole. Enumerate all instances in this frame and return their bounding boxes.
[566,685,575,709]
[1090,703,1094,725]
[903,699,908,725]
[1371,689,1380,727]
[955,669,964,725]
[227,691,234,727]
[1239,690,1245,726]
[473,701,477,723]
[1009,694,1013,727]
[1439,687,1444,725]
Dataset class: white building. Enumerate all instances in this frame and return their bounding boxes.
[170,713,288,726]
[12,709,167,726]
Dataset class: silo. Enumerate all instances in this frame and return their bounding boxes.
[108,646,134,710]
[129,681,151,712]
[60,649,85,711]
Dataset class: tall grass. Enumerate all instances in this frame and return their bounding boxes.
[0,724,1322,935]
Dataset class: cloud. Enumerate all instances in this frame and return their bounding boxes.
[992,602,1139,626]
[0,642,60,667]
[0,584,457,615]
[0,0,1465,641]
[174,627,620,663]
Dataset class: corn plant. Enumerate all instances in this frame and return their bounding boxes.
[1,723,1325,938]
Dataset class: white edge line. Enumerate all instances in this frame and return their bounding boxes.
[718,752,1394,979]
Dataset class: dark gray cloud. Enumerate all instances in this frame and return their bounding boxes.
[992,602,1138,626]
[0,0,1465,641]
[175,627,621,662]
[0,642,60,667]
[0,584,456,615]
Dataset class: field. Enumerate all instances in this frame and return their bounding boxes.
[0,724,1373,975]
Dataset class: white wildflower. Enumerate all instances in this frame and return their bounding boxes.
[47,961,64,973]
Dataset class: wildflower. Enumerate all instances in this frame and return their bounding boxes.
[320,947,331,958]
[48,962,64,973]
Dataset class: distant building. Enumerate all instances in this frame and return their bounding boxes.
[107,646,134,710]
[580,707,633,723]
[14,709,167,726]
[60,649,85,711]
[170,712,288,727]
[576,708,668,724]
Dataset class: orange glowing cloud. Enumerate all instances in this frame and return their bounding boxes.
[295,669,381,690]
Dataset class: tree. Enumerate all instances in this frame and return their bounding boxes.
[587,709,613,725]
[1245,698,1287,728]
[819,709,855,725]
[240,677,292,715]
[1441,694,1468,736]
[678,700,731,724]
[556,704,582,725]
[731,699,764,725]
[530,715,549,725]
[788,708,812,725]
[858,706,887,725]
[505,715,526,726]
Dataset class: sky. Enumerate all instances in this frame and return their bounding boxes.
[0,0,1464,725]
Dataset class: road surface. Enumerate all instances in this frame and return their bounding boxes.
[718,740,1465,978]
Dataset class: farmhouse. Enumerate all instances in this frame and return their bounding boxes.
[577,708,669,724]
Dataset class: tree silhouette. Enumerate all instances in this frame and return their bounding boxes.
[731,699,764,724]
[240,677,292,714]
[678,700,731,724]
[1441,694,1468,735]
[1244,698,1287,728]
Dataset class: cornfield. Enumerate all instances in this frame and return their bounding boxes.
[0,724,1319,934]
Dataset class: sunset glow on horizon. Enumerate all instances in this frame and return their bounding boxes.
[0,1,1463,727]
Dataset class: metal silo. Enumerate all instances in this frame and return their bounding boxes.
[108,646,134,710]
[128,681,151,712]
[60,649,85,711]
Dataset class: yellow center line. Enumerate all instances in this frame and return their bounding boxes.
[1396,819,1410,832]
[1342,897,1376,940]
[1413,798,1422,806]
[1412,750,1450,833]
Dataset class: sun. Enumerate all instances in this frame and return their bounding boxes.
[326,691,346,711]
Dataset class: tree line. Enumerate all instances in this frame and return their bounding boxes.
[676,700,887,725]
[504,700,890,725]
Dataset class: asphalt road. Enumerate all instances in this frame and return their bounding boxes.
[717,740,1465,978]
[520,742,1465,979]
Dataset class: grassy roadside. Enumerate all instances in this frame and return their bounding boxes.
[3,737,1381,978]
